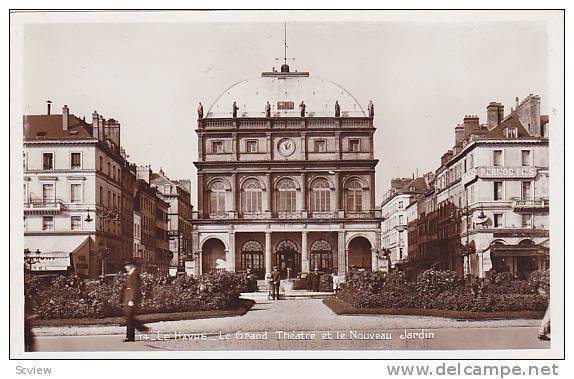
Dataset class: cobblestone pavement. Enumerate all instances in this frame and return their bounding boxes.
[32,298,549,352]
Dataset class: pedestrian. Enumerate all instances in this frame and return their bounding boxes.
[306,271,314,291]
[313,269,320,292]
[271,266,281,300]
[265,272,273,300]
[120,261,149,342]
[538,285,551,341]
[331,273,341,295]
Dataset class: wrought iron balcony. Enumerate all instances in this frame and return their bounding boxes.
[512,198,549,212]
[24,200,65,214]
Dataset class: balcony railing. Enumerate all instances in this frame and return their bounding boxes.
[512,198,549,212]
[24,200,65,214]
[199,116,373,130]
[201,209,381,221]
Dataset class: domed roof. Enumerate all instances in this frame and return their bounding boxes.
[207,68,366,118]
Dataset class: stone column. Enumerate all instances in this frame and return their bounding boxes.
[301,172,308,217]
[196,250,203,275]
[231,173,237,214]
[371,247,378,271]
[369,172,376,211]
[266,132,273,161]
[338,230,346,275]
[301,230,309,272]
[197,173,205,218]
[334,172,342,217]
[228,230,236,272]
[265,173,272,217]
[301,132,307,160]
[265,231,272,275]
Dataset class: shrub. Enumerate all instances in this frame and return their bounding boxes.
[26,271,248,319]
[416,269,463,296]
[319,274,333,292]
[528,270,550,296]
[344,270,387,292]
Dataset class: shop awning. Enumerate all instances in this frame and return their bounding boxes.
[488,244,549,258]
[24,235,92,272]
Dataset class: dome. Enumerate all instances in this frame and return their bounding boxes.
[207,69,366,118]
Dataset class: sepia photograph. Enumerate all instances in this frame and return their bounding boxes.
[9,9,565,361]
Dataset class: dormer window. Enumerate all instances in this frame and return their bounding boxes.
[506,127,518,138]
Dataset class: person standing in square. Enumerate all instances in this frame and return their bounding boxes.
[271,266,281,300]
[120,262,148,342]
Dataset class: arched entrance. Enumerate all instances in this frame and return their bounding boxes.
[240,240,264,278]
[310,239,333,272]
[276,240,300,279]
[202,238,226,274]
[347,236,372,271]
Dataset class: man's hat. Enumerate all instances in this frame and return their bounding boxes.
[123,261,135,267]
[273,266,278,269]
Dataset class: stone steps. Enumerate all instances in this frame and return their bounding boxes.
[241,290,333,301]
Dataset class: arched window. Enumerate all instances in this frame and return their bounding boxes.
[345,179,364,212]
[241,240,264,276]
[310,239,333,272]
[241,178,263,213]
[209,181,226,214]
[310,178,331,212]
[276,178,297,213]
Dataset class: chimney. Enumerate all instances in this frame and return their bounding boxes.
[516,94,541,137]
[46,100,52,115]
[62,105,69,130]
[463,115,480,138]
[99,115,106,140]
[497,103,504,124]
[487,102,499,130]
[454,124,465,146]
[92,111,99,139]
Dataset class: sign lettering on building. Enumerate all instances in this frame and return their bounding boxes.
[476,166,537,178]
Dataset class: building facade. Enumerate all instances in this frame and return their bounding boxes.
[404,94,549,278]
[150,171,194,275]
[191,63,382,279]
[381,177,428,268]
[23,105,127,278]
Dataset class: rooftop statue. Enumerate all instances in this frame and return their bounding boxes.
[197,102,204,119]
[265,101,271,118]
[232,101,239,118]
[299,101,306,117]
[335,100,341,118]
[368,101,375,117]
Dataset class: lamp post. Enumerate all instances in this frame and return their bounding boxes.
[459,190,486,276]
[24,248,53,272]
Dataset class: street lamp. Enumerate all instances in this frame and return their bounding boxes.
[459,192,487,276]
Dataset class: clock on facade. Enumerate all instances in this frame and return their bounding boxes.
[278,138,296,157]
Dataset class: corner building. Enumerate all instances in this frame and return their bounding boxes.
[191,64,382,279]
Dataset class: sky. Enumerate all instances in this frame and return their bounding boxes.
[20,11,550,204]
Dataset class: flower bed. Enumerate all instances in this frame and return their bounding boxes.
[336,269,549,313]
[25,271,250,320]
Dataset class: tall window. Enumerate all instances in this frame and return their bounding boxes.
[349,139,361,152]
[241,178,263,213]
[494,213,503,228]
[522,214,533,228]
[311,178,331,212]
[42,216,54,230]
[70,183,81,203]
[522,181,532,199]
[43,153,54,170]
[246,140,258,153]
[310,239,333,271]
[212,141,223,153]
[71,216,82,230]
[493,150,503,166]
[494,181,503,200]
[276,178,296,213]
[521,150,531,166]
[42,183,54,203]
[70,153,81,169]
[209,181,226,213]
[345,179,363,212]
[399,215,404,225]
[240,240,264,273]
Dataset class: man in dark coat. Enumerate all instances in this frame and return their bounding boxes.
[312,269,321,292]
[271,266,281,300]
[120,262,148,342]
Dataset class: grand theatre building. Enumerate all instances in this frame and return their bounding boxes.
[190,63,382,279]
